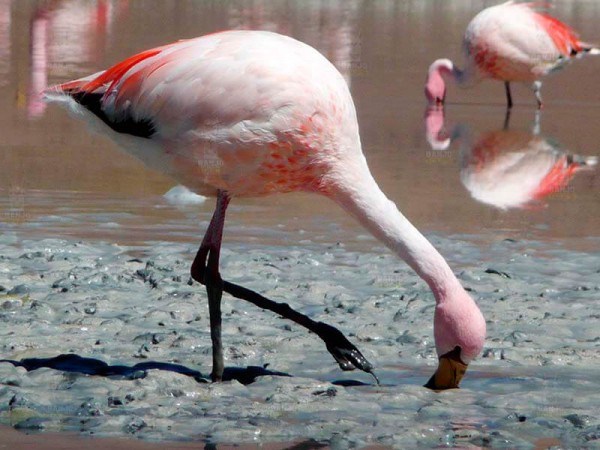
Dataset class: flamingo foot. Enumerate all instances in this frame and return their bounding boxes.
[315,322,373,371]
[221,279,379,383]
[315,321,380,384]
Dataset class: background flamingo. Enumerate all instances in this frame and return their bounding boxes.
[425,1,599,109]
[45,30,485,389]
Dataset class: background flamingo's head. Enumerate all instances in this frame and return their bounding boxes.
[425,59,454,106]
[425,287,486,390]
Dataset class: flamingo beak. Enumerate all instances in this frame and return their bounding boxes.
[424,346,467,390]
[435,97,444,107]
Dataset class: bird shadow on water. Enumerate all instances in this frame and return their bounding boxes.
[0,353,374,387]
[0,353,287,385]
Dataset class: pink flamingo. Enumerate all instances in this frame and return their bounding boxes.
[45,30,485,389]
[425,1,599,109]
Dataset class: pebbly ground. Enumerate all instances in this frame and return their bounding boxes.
[0,232,599,448]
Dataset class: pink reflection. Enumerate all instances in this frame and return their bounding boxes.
[424,108,598,209]
[424,106,452,150]
[0,0,11,87]
[227,1,358,86]
[28,6,50,118]
[27,0,129,118]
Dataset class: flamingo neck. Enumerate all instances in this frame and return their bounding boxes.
[327,163,463,303]
[430,59,468,86]
[425,59,471,105]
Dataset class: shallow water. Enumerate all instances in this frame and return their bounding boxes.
[0,0,599,448]
[0,235,599,448]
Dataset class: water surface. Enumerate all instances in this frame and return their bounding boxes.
[0,1,599,448]
[1,0,598,247]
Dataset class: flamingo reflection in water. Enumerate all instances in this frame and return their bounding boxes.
[27,0,129,118]
[0,0,11,88]
[425,108,598,210]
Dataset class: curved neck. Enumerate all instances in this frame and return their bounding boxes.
[429,59,468,86]
[326,161,463,302]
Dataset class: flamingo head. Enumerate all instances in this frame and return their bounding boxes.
[425,59,455,106]
[425,287,486,390]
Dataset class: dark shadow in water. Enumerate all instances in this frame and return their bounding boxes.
[204,439,328,450]
[0,354,379,387]
[331,379,371,387]
[0,354,291,385]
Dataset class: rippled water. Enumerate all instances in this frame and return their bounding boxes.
[2,0,599,245]
[0,1,599,448]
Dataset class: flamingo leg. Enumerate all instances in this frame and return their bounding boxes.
[221,279,378,383]
[504,81,513,109]
[532,109,541,135]
[191,190,231,382]
[532,81,543,109]
[191,191,377,383]
[503,108,512,130]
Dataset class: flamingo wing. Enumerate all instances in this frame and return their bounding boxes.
[46,30,347,145]
[529,8,583,55]
[44,30,357,197]
[45,38,204,138]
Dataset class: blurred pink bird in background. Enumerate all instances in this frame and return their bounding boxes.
[425,1,599,109]
[26,0,130,118]
[44,30,485,389]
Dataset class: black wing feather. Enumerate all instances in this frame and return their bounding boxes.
[70,91,156,139]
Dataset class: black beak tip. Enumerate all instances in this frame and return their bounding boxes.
[424,374,437,390]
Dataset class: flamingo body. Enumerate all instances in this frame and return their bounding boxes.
[426,1,599,107]
[465,2,583,81]
[47,31,353,198]
[46,30,485,388]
